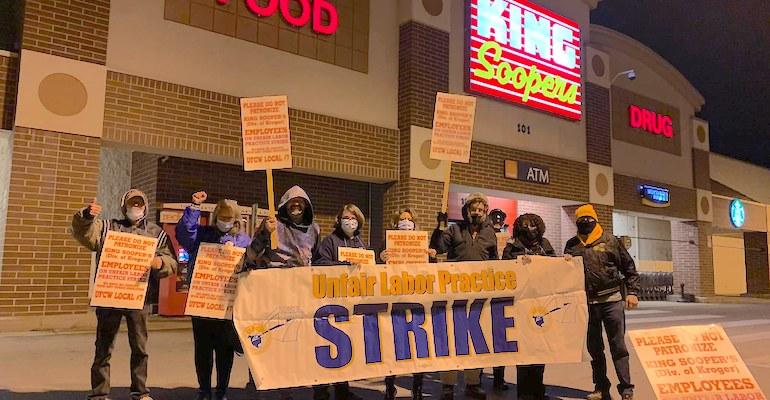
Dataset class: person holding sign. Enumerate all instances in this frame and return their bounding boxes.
[564,205,639,400]
[501,213,556,400]
[245,185,320,269]
[380,207,436,400]
[430,192,497,400]
[71,189,177,400]
[311,203,368,400]
[175,192,251,400]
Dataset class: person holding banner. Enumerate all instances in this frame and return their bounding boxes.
[564,204,639,400]
[175,192,251,400]
[71,189,177,400]
[502,213,556,400]
[430,192,497,400]
[245,185,320,269]
[310,203,368,400]
[380,207,436,400]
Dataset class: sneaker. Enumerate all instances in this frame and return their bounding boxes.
[621,393,633,400]
[586,389,611,400]
[196,391,212,400]
[464,384,487,400]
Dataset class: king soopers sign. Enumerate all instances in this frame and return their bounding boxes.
[467,0,582,120]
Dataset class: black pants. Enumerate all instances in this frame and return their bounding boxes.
[89,307,149,400]
[192,317,236,395]
[587,300,634,396]
[516,365,545,398]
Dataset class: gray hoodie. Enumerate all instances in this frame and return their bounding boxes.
[245,186,321,268]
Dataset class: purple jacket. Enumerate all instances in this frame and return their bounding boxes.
[175,205,251,281]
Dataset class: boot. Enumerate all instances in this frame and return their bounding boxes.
[492,367,509,392]
[586,388,612,400]
[464,384,487,400]
[441,384,454,400]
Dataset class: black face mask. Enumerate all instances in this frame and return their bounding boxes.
[577,220,597,235]
[525,227,539,241]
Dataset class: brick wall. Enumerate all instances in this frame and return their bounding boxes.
[0,128,100,316]
[133,154,380,248]
[585,82,611,166]
[672,220,714,296]
[0,54,18,130]
[103,72,398,182]
[21,0,110,65]
[614,173,697,220]
[744,231,769,295]
[453,142,590,202]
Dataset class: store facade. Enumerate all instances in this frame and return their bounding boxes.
[1,0,750,329]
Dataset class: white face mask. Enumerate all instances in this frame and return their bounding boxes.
[397,220,415,231]
[126,206,145,222]
[217,220,234,233]
[341,219,358,237]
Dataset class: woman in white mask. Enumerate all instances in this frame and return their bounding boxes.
[379,207,436,400]
[311,203,368,400]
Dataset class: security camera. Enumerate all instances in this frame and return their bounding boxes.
[626,70,637,80]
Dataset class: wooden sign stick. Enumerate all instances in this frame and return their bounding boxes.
[440,163,452,230]
[266,168,278,249]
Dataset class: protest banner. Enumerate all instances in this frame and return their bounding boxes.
[91,231,159,310]
[630,325,766,400]
[240,95,293,248]
[385,230,429,264]
[234,256,587,389]
[337,247,376,265]
[185,243,247,320]
[429,92,477,221]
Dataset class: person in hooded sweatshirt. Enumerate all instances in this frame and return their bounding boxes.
[242,185,321,396]
[379,207,436,400]
[175,191,251,400]
[564,205,639,400]
[502,213,556,400]
[310,203,368,400]
[71,189,177,400]
[245,185,320,269]
[430,192,497,400]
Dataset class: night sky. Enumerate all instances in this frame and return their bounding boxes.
[591,0,770,168]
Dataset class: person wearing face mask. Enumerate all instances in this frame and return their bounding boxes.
[175,192,251,400]
[310,203,368,400]
[564,205,639,400]
[245,185,321,269]
[242,185,321,397]
[71,189,177,400]
[379,207,436,400]
[430,192,497,400]
[501,213,556,400]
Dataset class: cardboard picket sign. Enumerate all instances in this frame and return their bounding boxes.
[240,95,293,248]
[90,231,159,310]
[630,325,766,400]
[429,92,477,215]
[185,243,247,320]
[337,247,376,265]
[385,230,429,264]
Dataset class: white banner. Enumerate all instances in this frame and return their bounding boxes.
[234,256,587,389]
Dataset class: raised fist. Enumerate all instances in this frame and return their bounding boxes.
[192,191,207,205]
[86,198,102,218]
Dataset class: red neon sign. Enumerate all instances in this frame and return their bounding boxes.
[216,0,338,35]
[629,105,673,138]
[466,0,582,120]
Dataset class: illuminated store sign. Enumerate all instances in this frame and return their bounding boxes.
[639,185,670,208]
[729,198,745,228]
[466,0,582,120]
[629,105,674,138]
[216,0,339,35]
